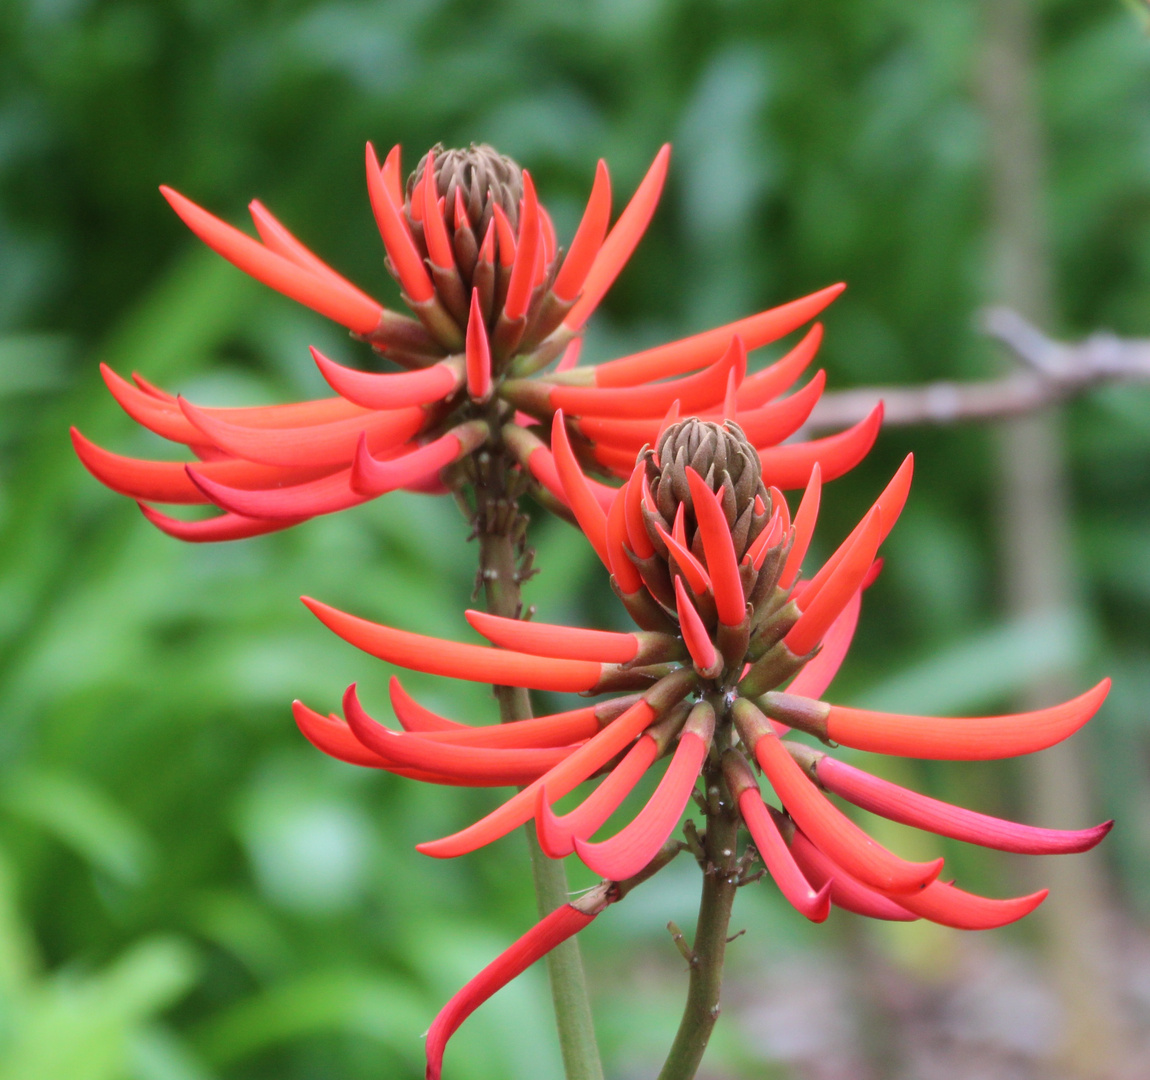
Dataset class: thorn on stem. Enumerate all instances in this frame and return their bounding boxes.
[726,929,746,944]
[667,921,697,967]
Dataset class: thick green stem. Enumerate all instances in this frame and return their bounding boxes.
[473,465,604,1080]
[657,759,740,1080]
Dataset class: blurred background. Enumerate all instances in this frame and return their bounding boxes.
[3,0,1150,1077]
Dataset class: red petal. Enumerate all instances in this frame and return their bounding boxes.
[675,577,717,673]
[160,186,383,334]
[575,729,708,880]
[686,468,744,626]
[593,284,843,386]
[551,411,610,567]
[737,370,825,447]
[343,687,575,782]
[736,323,824,409]
[389,676,465,732]
[420,152,456,271]
[189,465,367,520]
[365,142,434,303]
[179,397,425,468]
[426,904,598,1080]
[800,453,912,599]
[785,584,860,700]
[551,335,745,420]
[292,699,389,767]
[417,689,686,858]
[465,609,639,664]
[788,827,918,921]
[737,791,831,922]
[816,756,1113,855]
[302,597,603,692]
[465,288,493,401]
[138,503,304,541]
[881,878,1048,930]
[534,735,658,857]
[657,521,711,597]
[824,679,1111,760]
[746,716,943,893]
[605,484,644,594]
[552,160,612,302]
[757,403,883,489]
[624,464,656,559]
[778,464,821,589]
[492,203,517,267]
[381,144,404,206]
[504,171,540,322]
[311,347,459,409]
[351,425,481,497]
[565,145,670,331]
[785,507,882,656]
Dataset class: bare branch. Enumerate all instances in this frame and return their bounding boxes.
[802,308,1150,433]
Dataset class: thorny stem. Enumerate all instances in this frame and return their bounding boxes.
[657,750,740,1080]
[468,441,604,1080]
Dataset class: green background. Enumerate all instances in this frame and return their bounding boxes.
[2,1,1149,1076]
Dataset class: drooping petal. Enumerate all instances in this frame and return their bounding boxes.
[416,669,695,858]
[464,609,640,664]
[138,503,304,542]
[426,900,602,1080]
[552,160,612,302]
[311,347,461,409]
[343,686,576,782]
[302,597,604,692]
[565,145,670,331]
[178,397,425,469]
[733,700,942,894]
[389,676,465,732]
[788,826,919,921]
[189,465,367,520]
[292,699,389,767]
[575,703,713,880]
[823,679,1111,760]
[591,283,843,385]
[686,467,745,626]
[735,369,825,447]
[351,422,487,497]
[160,186,384,334]
[534,735,659,858]
[757,404,883,489]
[815,755,1113,855]
[880,878,1048,931]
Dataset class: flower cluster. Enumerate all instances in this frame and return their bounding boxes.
[292,418,1110,1079]
[70,143,867,540]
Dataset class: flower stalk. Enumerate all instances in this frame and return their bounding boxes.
[467,438,604,1080]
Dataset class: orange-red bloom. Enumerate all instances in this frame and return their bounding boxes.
[73,142,866,541]
[291,418,1110,1077]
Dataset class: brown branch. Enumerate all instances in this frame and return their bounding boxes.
[803,307,1150,433]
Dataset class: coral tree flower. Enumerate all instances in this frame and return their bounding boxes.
[71,142,868,541]
[293,418,1111,1077]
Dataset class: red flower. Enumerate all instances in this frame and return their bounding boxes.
[71,142,867,540]
[292,418,1110,1076]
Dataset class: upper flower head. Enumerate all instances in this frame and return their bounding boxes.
[71,142,872,541]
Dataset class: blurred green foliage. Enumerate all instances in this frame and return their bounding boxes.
[2,0,1150,1076]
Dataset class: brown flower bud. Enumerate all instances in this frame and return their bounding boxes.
[408,143,523,247]
[646,418,770,563]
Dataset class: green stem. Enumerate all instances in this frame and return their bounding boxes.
[657,759,739,1080]
[473,469,604,1080]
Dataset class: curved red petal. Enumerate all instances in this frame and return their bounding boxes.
[365,142,434,303]
[551,411,610,566]
[160,186,383,334]
[881,878,1048,930]
[785,584,861,700]
[302,597,603,692]
[675,577,717,672]
[565,145,670,331]
[311,347,459,409]
[138,502,304,541]
[824,679,1111,760]
[778,464,822,590]
[757,403,883,489]
[736,323,824,409]
[189,465,367,520]
[552,159,612,302]
[686,467,744,626]
[534,735,659,858]
[575,730,707,880]
[503,172,540,322]
[465,608,639,664]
